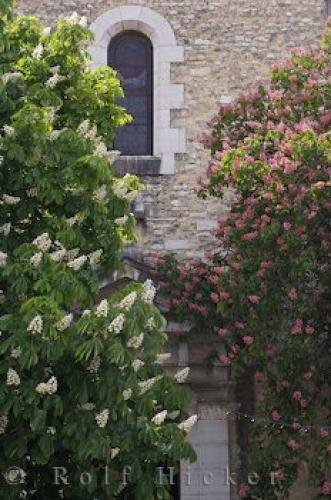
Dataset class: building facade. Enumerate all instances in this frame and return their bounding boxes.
[18,0,327,260]
[16,1,328,499]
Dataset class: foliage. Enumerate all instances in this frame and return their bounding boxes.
[0,0,13,74]
[0,6,195,499]
[154,23,331,499]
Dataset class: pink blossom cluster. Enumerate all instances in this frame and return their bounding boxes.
[153,25,331,498]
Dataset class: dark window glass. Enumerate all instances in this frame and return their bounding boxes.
[108,31,153,156]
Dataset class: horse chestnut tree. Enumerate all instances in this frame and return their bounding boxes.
[0,3,195,498]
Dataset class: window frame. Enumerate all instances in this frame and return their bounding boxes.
[89,5,185,175]
[108,30,154,157]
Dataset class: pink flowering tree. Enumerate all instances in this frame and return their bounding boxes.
[154,23,331,499]
[0,3,196,499]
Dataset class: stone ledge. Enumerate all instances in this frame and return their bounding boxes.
[113,156,162,176]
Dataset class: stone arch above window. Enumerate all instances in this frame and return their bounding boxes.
[89,5,185,175]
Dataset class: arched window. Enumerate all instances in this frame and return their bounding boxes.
[108,31,153,156]
[327,0,331,16]
[90,5,185,174]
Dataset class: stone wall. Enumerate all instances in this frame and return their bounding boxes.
[16,0,327,259]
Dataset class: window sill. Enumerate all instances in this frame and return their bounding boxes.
[113,156,162,176]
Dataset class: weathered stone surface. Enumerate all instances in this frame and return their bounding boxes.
[16,0,326,261]
[114,156,162,176]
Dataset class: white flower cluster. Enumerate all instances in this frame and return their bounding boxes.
[146,317,156,330]
[132,359,144,372]
[114,215,128,226]
[30,252,43,268]
[106,150,120,165]
[141,280,156,305]
[66,12,88,27]
[47,427,56,435]
[87,356,101,374]
[2,193,20,204]
[1,72,21,84]
[80,402,96,411]
[122,388,132,401]
[93,185,107,204]
[138,376,162,395]
[77,120,97,140]
[27,315,43,335]
[118,291,137,311]
[7,368,20,386]
[26,187,38,197]
[0,251,8,268]
[155,353,171,365]
[78,120,119,165]
[66,248,79,260]
[55,313,73,331]
[43,27,51,36]
[36,376,58,395]
[178,415,198,433]
[50,249,66,263]
[3,126,15,138]
[67,255,87,271]
[111,448,120,459]
[152,410,167,425]
[66,212,85,227]
[95,409,109,428]
[46,66,66,89]
[65,247,79,262]
[111,183,127,199]
[174,367,190,384]
[48,130,63,141]
[108,314,125,335]
[19,218,31,225]
[33,233,52,252]
[11,347,22,359]
[95,299,108,318]
[94,142,108,158]
[0,223,11,236]
[88,249,103,265]
[126,191,139,203]
[127,333,144,349]
[112,179,139,202]
[47,107,56,123]
[0,414,8,434]
[32,44,44,60]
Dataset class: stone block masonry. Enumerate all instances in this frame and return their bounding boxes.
[16,1,326,260]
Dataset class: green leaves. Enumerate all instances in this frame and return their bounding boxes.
[0,0,14,74]
[0,8,195,499]
[30,409,47,432]
[37,435,54,464]
[107,341,126,366]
